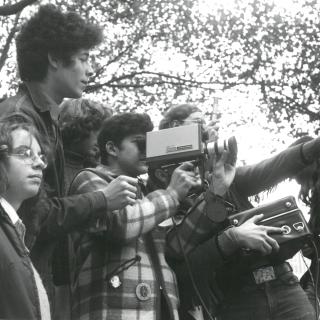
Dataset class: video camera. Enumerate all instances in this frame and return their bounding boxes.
[145,123,237,172]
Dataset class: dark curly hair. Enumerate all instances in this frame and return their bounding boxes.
[0,113,48,195]
[58,98,112,147]
[98,113,154,165]
[159,104,202,129]
[16,4,103,81]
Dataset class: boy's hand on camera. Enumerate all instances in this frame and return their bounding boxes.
[225,214,282,255]
[167,162,201,201]
[102,175,138,210]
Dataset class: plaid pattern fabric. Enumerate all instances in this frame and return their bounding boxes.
[166,194,225,261]
[69,165,180,320]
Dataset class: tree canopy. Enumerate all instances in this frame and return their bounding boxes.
[1,0,320,136]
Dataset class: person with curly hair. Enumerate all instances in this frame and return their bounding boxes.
[0,4,138,318]
[58,98,113,191]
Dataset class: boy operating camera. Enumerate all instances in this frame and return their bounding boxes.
[68,112,200,320]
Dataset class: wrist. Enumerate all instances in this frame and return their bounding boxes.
[217,226,239,257]
[166,186,180,203]
[204,190,227,223]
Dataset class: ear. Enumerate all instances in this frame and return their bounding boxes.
[105,141,118,157]
[154,168,169,184]
[171,120,180,128]
[48,53,59,69]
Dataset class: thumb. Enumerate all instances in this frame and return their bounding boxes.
[178,161,194,171]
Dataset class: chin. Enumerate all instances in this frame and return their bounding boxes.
[138,165,148,175]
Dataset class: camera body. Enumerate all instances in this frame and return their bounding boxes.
[146,123,235,169]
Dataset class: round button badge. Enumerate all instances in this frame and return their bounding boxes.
[109,275,122,288]
[136,283,152,301]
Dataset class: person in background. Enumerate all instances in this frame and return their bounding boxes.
[291,136,320,312]
[0,5,137,318]
[0,113,50,319]
[58,98,113,191]
[55,98,113,318]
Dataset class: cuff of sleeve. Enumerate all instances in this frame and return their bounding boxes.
[89,191,108,218]
[217,227,238,258]
[166,188,180,206]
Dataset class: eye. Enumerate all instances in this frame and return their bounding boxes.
[24,149,33,157]
[80,55,89,62]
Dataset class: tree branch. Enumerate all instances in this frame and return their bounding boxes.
[0,0,38,16]
[0,12,21,72]
[85,70,243,92]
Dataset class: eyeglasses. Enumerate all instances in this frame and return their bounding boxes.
[9,147,48,168]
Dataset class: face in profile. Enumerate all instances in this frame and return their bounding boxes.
[116,134,148,177]
[54,49,94,99]
[2,128,47,206]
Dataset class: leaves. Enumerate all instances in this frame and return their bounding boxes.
[1,0,320,135]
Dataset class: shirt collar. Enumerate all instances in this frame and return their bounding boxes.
[23,82,60,121]
[0,197,19,224]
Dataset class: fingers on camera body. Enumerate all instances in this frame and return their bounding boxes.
[169,162,201,201]
[241,214,281,255]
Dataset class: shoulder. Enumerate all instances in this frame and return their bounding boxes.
[0,90,34,117]
[70,168,110,194]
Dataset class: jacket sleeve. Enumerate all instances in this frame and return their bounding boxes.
[70,170,180,243]
[234,142,314,197]
[166,193,227,261]
[20,186,108,247]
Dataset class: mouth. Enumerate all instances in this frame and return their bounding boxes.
[81,80,88,86]
[28,174,42,181]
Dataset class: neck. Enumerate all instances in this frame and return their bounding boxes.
[35,79,63,105]
[102,161,136,177]
[2,195,21,211]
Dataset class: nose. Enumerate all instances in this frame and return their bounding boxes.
[86,62,94,78]
[32,154,47,170]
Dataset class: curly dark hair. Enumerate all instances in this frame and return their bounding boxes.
[159,104,202,129]
[0,113,48,195]
[16,4,103,81]
[98,113,154,165]
[58,98,112,147]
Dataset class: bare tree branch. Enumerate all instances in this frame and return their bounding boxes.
[85,70,245,92]
[0,0,38,16]
[0,12,21,72]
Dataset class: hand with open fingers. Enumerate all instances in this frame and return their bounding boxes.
[167,162,201,201]
[225,214,283,256]
[102,175,138,211]
[209,149,236,196]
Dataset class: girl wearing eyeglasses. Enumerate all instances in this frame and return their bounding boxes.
[0,113,50,320]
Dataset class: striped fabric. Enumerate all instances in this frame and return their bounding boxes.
[68,165,180,320]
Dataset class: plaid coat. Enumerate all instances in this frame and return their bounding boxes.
[69,165,181,320]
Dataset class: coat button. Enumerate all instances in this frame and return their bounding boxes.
[136,283,151,301]
[109,275,121,288]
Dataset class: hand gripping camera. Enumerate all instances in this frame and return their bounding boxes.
[145,123,237,170]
